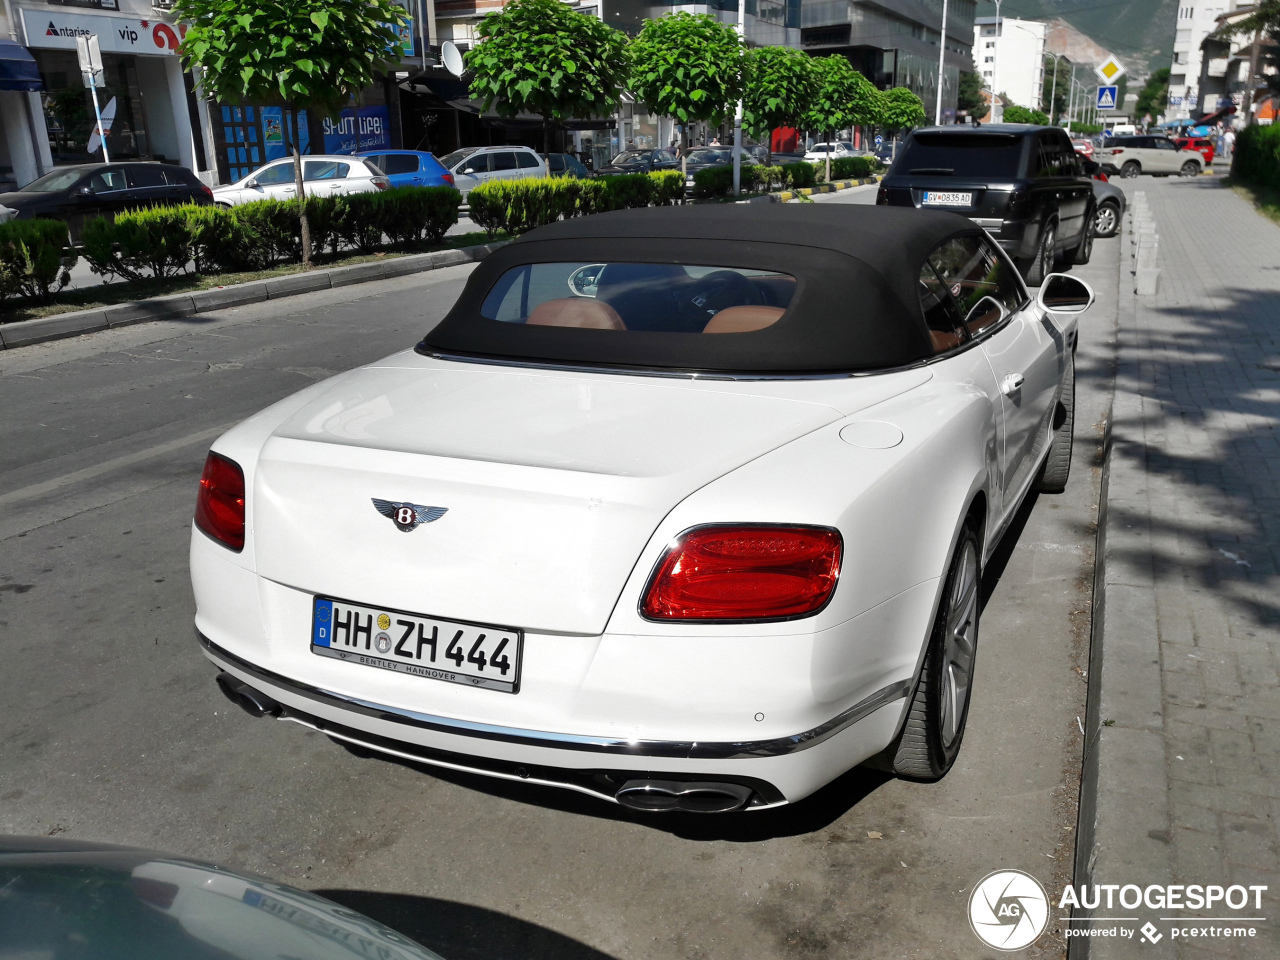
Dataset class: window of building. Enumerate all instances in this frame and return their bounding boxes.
[984,56,994,63]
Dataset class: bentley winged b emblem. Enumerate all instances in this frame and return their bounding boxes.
[371,498,448,532]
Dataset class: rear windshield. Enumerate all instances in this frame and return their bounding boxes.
[439,147,479,169]
[481,262,796,333]
[895,134,1024,178]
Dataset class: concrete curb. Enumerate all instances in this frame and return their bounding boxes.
[1069,217,1174,959]
[0,242,506,351]
[775,175,882,203]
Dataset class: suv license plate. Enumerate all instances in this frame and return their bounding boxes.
[922,191,973,206]
[311,596,523,693]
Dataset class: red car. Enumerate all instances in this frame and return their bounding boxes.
[1072,138,1095,159]
[1175,137,1216,164]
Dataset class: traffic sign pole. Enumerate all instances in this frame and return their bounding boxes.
[76,35,109,163]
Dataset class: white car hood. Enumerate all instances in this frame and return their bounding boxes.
[250,359,926,634]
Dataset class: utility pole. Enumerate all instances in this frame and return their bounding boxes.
[1046,53,1067,125]
[732,0,745,195]
[935,0,949,125]
[991,0,1002,121]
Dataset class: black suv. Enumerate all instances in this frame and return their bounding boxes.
[876,125,1095,285]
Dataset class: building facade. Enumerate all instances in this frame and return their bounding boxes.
[799,0,976,123]
[973,15,1045,115]
[1167,4,1229,122]
[1194,3,1278,125]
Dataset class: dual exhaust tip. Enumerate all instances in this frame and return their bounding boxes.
[215,673,756,813]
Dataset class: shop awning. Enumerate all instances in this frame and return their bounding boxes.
[0,39,42,92]
[403,74,614,129]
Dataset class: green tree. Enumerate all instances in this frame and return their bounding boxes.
[802,56,878,179]
[957,64,986,116]
[174,0,406,265]
[876,86,927,130]
[627,12,743,155]
[466,0,629,153]
[1041,59,1071,124]
[1003,104,1050,125]
[1135,67,1171,123]
[743,46,819,163]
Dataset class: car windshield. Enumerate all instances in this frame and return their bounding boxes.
[610,152,648,164]
[481,262,796,334]
[895,133,1023,178]
[22,168,86,192]
[686,148,735,164]
[439,147,479,169]
[809,144,834,153]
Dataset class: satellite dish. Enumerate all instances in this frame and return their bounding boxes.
[442,41,465,78]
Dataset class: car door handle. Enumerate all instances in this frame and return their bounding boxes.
[1001,373,1026,396]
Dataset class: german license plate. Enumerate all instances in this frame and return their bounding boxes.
[922,191,973,206]
[311,597,522,693]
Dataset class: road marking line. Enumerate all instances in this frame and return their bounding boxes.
[0,422,235,508]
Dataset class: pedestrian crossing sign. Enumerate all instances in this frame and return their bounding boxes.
[1095,56,1125,84]
[1097,86,1118,110]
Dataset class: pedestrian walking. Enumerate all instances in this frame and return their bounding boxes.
[1223,128,1235,159]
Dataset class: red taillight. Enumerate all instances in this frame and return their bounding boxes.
[373,176,390,190]
[200,184,214,200]
[195,452,245,551]
[1111,148,1124,155]
[442,172,455,186]
[641,525,842,622]
[875,184,888,205]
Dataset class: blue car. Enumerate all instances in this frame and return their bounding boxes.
[355,150,454,189]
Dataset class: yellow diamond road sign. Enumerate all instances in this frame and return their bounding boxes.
[1095,55,1125,84]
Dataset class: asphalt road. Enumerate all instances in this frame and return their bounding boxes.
[0,205,1118,960]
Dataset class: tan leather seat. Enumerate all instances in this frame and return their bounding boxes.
[702,305,785,333]
[930,330,962,352]
[526,298,626,330]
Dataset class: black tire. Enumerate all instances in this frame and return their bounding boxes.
[1063,208,1094,266]
[1094,200,1120,238]
[1179,160,1200,177]
[891,522,981,780]
[1033,351,1075,494]
[1021,221,1056,286]
[1120,161,1141,179]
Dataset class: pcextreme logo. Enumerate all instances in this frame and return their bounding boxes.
[968,872,1270,949]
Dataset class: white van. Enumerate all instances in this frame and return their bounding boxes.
[437,145,548,198]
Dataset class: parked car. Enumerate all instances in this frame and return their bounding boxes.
[877,124,1095,285]
[0,836,442,959]
[804,142,854,161]
[593,148,680,176]
[1091,177,1126,238]
[681,146,760,188]
[356,149,454,189]
[1071,138,1095,160]
[1173,136,1216,165]
[1095,135,1205,178]
[213,156,389,207]
[192,204,1093,813]
[0,162,212,240]
[437,145,547,199]
[547,152,590,178]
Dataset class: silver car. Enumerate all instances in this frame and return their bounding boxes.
[213,156,389,207]
[437,145,548,198]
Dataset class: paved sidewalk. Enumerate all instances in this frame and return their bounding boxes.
[1083,177,1280,958]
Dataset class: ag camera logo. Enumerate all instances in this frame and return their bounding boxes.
[968,870,1050,951]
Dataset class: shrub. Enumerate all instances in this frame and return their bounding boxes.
[829,155,877,180]
[112,205,195,279]
[1233,124,1280,191]
[649,170,685,205]
[692,165,734,198]
[336,192,385,254]
[466,184,507,239]
[780,161,816,189]
[0,219,76,304]
[235,198,302,265]
[594,173,655,211]
[184,204,252,273]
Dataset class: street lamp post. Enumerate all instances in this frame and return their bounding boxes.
[935,0,949,125]
[990,0,1002,122]
[732,0,745,196]
[1045,52,1068,125]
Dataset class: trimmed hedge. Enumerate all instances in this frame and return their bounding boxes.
[828,155,879,180]
[467,171,684,238]
[78,185,461,284]
[0,219,77,304]
[692,158,874,198]
[1232,124,1280,191]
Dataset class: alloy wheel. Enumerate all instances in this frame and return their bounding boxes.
[939,539,979,748]
[1095,204,1118,237]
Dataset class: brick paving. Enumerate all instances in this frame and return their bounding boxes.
[1087,175,1280,959]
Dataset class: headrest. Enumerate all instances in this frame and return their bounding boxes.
[702,305,785,334]
[526,298,626,330]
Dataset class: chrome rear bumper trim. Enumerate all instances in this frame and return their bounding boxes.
[198,632,908,761]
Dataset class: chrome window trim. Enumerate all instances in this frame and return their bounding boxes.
[199,632,909,761]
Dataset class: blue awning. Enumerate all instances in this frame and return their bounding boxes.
[0,39,42,92]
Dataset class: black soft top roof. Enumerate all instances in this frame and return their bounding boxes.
[423,205,983,375]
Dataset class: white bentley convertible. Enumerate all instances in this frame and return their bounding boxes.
[192,205,1093,813]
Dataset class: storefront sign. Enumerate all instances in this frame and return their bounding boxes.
[262,106,286,161]
[20,8,183,55]
[321,106,390,155]
[48,0,119,9]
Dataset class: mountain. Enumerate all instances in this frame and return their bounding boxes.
[978,0,1180,81]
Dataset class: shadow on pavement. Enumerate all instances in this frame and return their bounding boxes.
[313,890,620,960]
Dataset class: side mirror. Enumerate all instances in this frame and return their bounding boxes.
[1038,273,1095,314]
[246,177,259,188]
[1082,159,1100,175]
[77,186,93,196]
